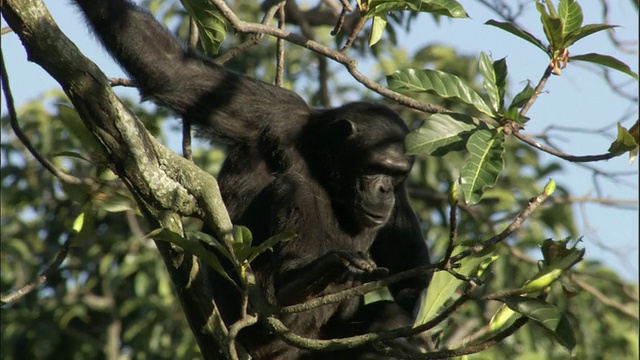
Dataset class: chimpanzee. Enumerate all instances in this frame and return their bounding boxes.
[73,0,431,358]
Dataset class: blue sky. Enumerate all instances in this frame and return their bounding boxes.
[2,1,638,280]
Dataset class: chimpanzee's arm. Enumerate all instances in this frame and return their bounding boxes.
[73,0,310,145]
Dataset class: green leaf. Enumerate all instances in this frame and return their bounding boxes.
[544,179,557,196]
[508,82,535,110]
[367,0,422,16]
[558,0,583,37]
[489,303,520,332]
[134,272,151,297]
[74,204,95,246]
[570,53,639,81]
[405,113,479,156]
[540,237,573,263]
[247,231,295,263]
[61,182,93,203]
[543,0,558,17]
[608,123,639,156]
[151,228,237,286]
[59,306,90,329]
[419,0,468,18]
[72,212,85,234]
[493,57,508,110]
[521,244,585,293]
[414,246,497,326]
[563,24,617,47]
[536,2,565,50]
[459,129,505,205]
[364,287,394,304]
[93,192,134,213]
[367,0,468,18]
[551,314,577,353]
[122,316,152,342]
[233,225,253,246]
[388,69,494,116]
[232,225,254,261]
[479,53,507,112]
[485,20,548,54]
[477,255,498,277]
[521,268,564,293]
[503,296,561,331]
[51,151,92,163]
[479,53,500,112]
[369,15,387,46]
[503,108,529,124]
[188,230,233,262]
[120,298,144,317]
[180,0,227,56]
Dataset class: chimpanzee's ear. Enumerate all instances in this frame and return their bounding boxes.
[331,119,358,139]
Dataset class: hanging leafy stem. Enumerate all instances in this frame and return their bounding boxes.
[357,0,468,46]
[180,0,227,56]
[386,0,638,204]
[388,53,510,205]
[487,0,638,79]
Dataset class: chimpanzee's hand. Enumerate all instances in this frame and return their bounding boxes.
[276,250,390,305]
[326,250,389,282]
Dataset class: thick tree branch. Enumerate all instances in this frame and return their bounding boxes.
[2,1,241,358]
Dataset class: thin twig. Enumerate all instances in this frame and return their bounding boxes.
[476,0,526,26]
[331,5,349,36]
[572,276,639,319]
[109,77,135,87]
[267,295,469,352]
[1,236,73,306]
[279,264,437,315]
[279,185,552,316]
[214,1,283,65]
[228,299,257,360]
[209,0,449,114]
[513,131,616,162]
[182,17,199,161]
[335,0,353,12]
[552,196,638,207]
[513,64,620,163]
[443,190,458,265]
[188,17,199,49]
[520,65,552,117]
[1,50,93,186]
[450,187,552,264]
[481,287,529,301]
[340,12,365,51]
[275,3,286,87]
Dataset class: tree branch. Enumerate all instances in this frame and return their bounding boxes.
[0,235,72,306]
[572,275,639,319]
[210,0,449,114]
[513,131,617,162]
[2,1,240,358]
[1,51,95,187]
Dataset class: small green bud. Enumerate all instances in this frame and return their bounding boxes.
[543,179,556,196]
[72,212,85,234]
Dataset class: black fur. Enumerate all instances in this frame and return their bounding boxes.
[73,1,430,358]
